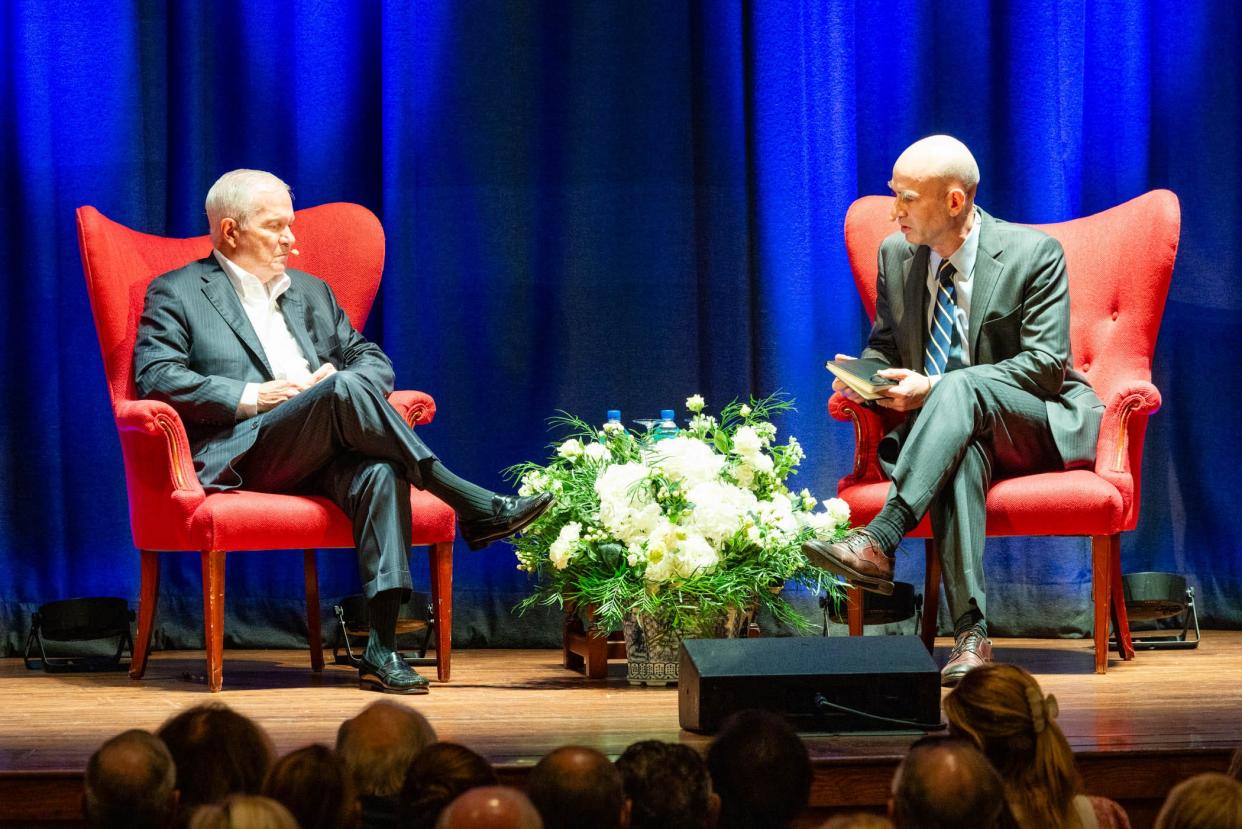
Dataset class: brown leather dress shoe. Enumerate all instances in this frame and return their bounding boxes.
[940,629,993,687]
[801,530,896,596]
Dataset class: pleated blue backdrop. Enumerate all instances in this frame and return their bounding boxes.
[1,0,1238,650]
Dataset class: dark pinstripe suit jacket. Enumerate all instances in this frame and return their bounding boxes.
[862,207,1104,468]
[133,256,394,490]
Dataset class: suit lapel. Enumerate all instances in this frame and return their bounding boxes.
[968,209,1006,362]
[199,258,275,380]
[903,245,930,369]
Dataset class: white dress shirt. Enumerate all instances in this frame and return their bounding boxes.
[925,207,981,381]
[213,249,312,419]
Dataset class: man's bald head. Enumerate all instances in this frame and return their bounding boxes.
[84,729,177,829]
[892,135,980,198]
[436,786,543,829]
[336,701,437,798]
[890,737,1005,829]
[526,746,627,829]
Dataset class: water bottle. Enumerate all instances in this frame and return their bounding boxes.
[652,409,680,441]
[606,409,623,429]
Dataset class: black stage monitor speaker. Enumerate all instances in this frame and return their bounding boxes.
[679,635,941,734]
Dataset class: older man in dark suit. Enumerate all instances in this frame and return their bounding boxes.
[134,169,551,694]
[804,136,1103,686]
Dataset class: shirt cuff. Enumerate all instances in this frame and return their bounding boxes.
[927,373,943,388]
[236,383,259,420]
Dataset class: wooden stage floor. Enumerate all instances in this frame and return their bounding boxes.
[2,633,1240,827]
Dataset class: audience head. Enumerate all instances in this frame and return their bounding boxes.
[157,704,274,820]
[525,746,628,829]
[817,815,892,829]
[262,744,357,829]
[400,742,498,829]
[942,663,1079,829]
[336,700,437,800]
[706,709,812,829]
[435,786,543,829]
[616,740,718,829]
[84,729,178,829]
[187,795,298,829]
[889,736,1005,829]
[1154,773,1242,829]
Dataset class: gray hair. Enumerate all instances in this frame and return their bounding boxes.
[205,169,292,243]
[335,701,437,798]
[84,729,177,829]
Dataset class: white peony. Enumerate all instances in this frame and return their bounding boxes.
[596,463,661,544]
[548,522,582,570]
[686,394,706,413]
[674,530,720,578]
[685,481,758,545]
[758,492,799,540]
[557,438,584,460]
[732,425,763,457]
[824,497,851,527]
[648,436,726,489]
[583,442,611,463]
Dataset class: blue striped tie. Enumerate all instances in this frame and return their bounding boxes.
[924,259,957,377]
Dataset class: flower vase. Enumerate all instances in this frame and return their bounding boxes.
[622,606,749,686]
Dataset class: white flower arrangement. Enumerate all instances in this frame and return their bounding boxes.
[507,394,850,637]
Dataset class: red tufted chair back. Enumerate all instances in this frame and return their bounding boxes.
[843,190,1180,529]
[77,202,385,409]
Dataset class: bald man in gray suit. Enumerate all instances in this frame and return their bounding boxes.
[803,136,1103,686]
[134,170,552,694]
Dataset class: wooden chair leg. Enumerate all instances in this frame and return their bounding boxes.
[429,542,454,682]
[130,550,161,680]
[1104,533,1136,661]
[201,550,227,692]
[921,539,941,653]
[1091,535,1111,674]
[847,586,864,635]
[304,549,324,672]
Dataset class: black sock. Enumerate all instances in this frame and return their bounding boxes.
[364,589,405,663]
[422,461,497,519]
[864,497,917,554]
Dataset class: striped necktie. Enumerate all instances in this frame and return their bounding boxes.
[923,259,957,377]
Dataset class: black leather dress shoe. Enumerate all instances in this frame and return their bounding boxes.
[459,492,554,551]
[358,652,430,695]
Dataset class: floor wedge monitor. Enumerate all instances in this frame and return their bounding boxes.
[679,635,941,734]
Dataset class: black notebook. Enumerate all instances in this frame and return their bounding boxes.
[825,357,897,400]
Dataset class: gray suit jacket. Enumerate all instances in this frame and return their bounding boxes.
[862,207,1103,468]
[133,256,395,490]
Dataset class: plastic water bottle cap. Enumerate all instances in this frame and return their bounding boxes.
[660,410,675,420]
[607,410,621,422]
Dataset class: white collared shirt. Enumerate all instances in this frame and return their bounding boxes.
[925,207,981,376]
[213,249,311,419]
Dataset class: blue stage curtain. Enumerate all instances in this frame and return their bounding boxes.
[2,0,1238,650]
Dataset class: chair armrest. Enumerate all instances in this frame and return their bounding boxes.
[114,399,204,496]
[828,392,896,487]
[1095,381,1162,475]
[388,390,438,428]
[1093,380,1162,526]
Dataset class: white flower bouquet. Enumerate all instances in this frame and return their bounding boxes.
[506,394,850,638]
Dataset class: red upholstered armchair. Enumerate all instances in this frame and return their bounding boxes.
[76,203,457,692]
[832,191,1180,673]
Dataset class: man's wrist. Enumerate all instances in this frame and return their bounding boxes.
[236,383,259,420]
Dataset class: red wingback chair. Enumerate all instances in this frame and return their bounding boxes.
[832,190,1180,673]
[76,203,457,692]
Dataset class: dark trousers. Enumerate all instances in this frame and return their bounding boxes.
[879,370,1062,625]
[234,371,438,600]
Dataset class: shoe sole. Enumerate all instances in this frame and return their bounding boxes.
[464,496,554,551]
[803,544,896,596]
[358,674,430,695]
